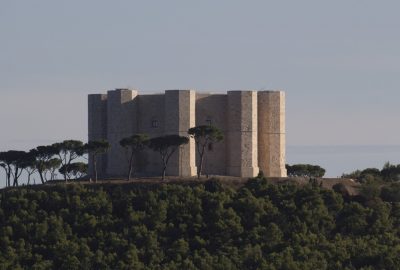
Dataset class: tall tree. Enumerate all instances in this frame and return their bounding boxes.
[31,145,58,184]
[52,140,85,182]
[58,165,70,180]
[0,163,8,187]
[147,135,189,180]
[188,125,223,179]
[59,162,88,180]
[44,158,62,181]
[70,162,88,179]
[120,134,148,181]
[0,151,28,187]
[381,162,400,182]
[21,151,38,185]
[86,140,110,182]
[0,152,12,187]
[286,164,326,178]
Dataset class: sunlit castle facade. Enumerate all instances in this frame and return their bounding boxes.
[88,89,287,178]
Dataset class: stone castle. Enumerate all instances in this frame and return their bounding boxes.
[88,89,287,178]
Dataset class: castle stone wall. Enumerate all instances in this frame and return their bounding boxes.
[165,90,197,177]
[195,94,227,175]
[88,94,108,177]
[227,91,259,177]
[137,94,165,175]
[106,89,138,177]
[258,91,287,177]
[88,88,286,179]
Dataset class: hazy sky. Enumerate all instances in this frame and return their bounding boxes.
[1,1,400,152]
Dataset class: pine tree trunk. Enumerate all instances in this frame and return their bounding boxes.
[94,156,98,183]
[162,166,167,180]
[7,167,11,187]
[162,155,168,181]
[198,154,204,179]
[13,168,19,187]
[197,145,206,179]
[128,166,133,181]
[38,169,45,184]
[128,152,135,181]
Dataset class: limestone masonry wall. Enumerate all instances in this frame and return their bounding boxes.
[106,89,137,177]
[137,94,165,175]
[258,91,287,177]
[88,94,107,177]
[227,91,259,177]
[88,88,287,178]
[164,90,197,177]
[195,94,227,175]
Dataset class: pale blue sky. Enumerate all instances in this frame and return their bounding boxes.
[1,0,400,155]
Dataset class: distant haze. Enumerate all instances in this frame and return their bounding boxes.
[1,1,400,179]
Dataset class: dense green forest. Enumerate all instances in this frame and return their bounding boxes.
[1,178,400,270]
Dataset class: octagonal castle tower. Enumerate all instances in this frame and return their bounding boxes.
[88,89,287,178]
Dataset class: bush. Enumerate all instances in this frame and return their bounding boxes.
[359,183,381,201]
[381,183,400,202]
[204,178,224,192]
[286,164,326,177]
[332,183,350,197]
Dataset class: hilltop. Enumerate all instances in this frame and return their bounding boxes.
[1,176,399,269]
[44,176,361,196]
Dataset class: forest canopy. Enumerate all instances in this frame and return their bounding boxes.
[1,178,400,269]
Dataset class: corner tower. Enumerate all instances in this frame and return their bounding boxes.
[258,91,287,177]
[164,90,197,177]
[106,89,138,177]
[227,91,259,177]
[88,94,108,177]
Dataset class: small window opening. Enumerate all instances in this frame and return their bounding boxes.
[206,117,212,126]
[208,143,213,151]
[151,120,159,128]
